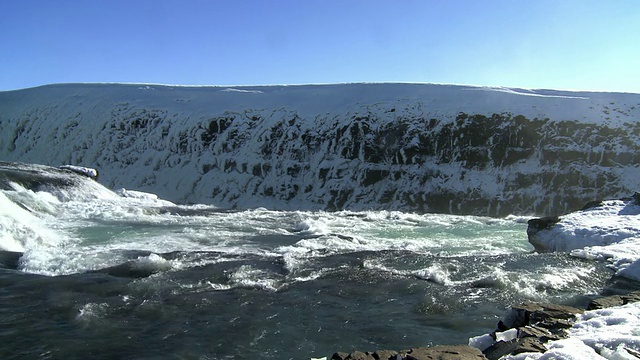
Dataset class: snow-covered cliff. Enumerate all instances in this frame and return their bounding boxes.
[1,83,639,216]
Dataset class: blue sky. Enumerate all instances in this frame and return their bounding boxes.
[1,0,639,92]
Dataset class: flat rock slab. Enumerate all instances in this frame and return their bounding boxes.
[332,346,485,360]
[483,338,547,360]
[499,302,583,330]
[587,291,640,310]
[403,345,487,360]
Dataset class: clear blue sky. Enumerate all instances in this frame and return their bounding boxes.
[1,0,639,92]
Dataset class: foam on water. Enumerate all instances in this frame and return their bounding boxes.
[228,265,282,292]
[0,168,608,308]
[0,164,623,355]
[0,184,74,273]
[0,191,36,252]
[76,302,110,323]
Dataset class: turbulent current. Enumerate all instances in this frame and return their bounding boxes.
[0,163,630,359]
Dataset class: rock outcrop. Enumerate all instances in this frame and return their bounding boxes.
[475,292,640,359]
[587,291,640,310]
[526,194,640,255]
[331,345,486,360]
[332,292,640,360]
[478,303,583,360]
[526,216,560,252]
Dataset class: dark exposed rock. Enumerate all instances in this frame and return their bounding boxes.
[513,337,547,355]
[587,291,640,310]
[581,200,604,210]
[331,350,376,360]
[331,291,640,360]
[499,302,583,330]
[587,295,627,310]
[517,325,563,341]
[333,346,485,360]
[526,217,559,239]
[526,216,561,252]
[331,352,352,360]
[483,338,547,360]
[535,318,574,331]
[372,350,400,360]
[402,346,486,360]
[482,302,584,359]
[480,292,640,358]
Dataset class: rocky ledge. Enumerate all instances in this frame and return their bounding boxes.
[329,291,640,360]
[330,345,485,360]
[525,194,640,283]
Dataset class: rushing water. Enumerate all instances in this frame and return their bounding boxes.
[0,163,625,359]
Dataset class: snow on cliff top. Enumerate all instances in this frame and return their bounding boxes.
[1,82,639,127]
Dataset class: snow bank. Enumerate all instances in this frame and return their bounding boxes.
[528,197,640,282]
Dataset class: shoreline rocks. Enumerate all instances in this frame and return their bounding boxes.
[475,302,584,360]
[330,291,640,360]
[331,345,486,360]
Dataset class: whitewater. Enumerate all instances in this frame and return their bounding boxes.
[2,83,640,358]
[1,162,637,359]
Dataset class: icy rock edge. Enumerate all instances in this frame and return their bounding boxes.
[527,193,640,282]
[327,293,640,360]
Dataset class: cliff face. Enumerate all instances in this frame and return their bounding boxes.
[1,83,639,216]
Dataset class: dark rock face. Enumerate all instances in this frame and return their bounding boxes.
[3,84,640,216]
[526,216,561,252]
[527,216,560,252]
